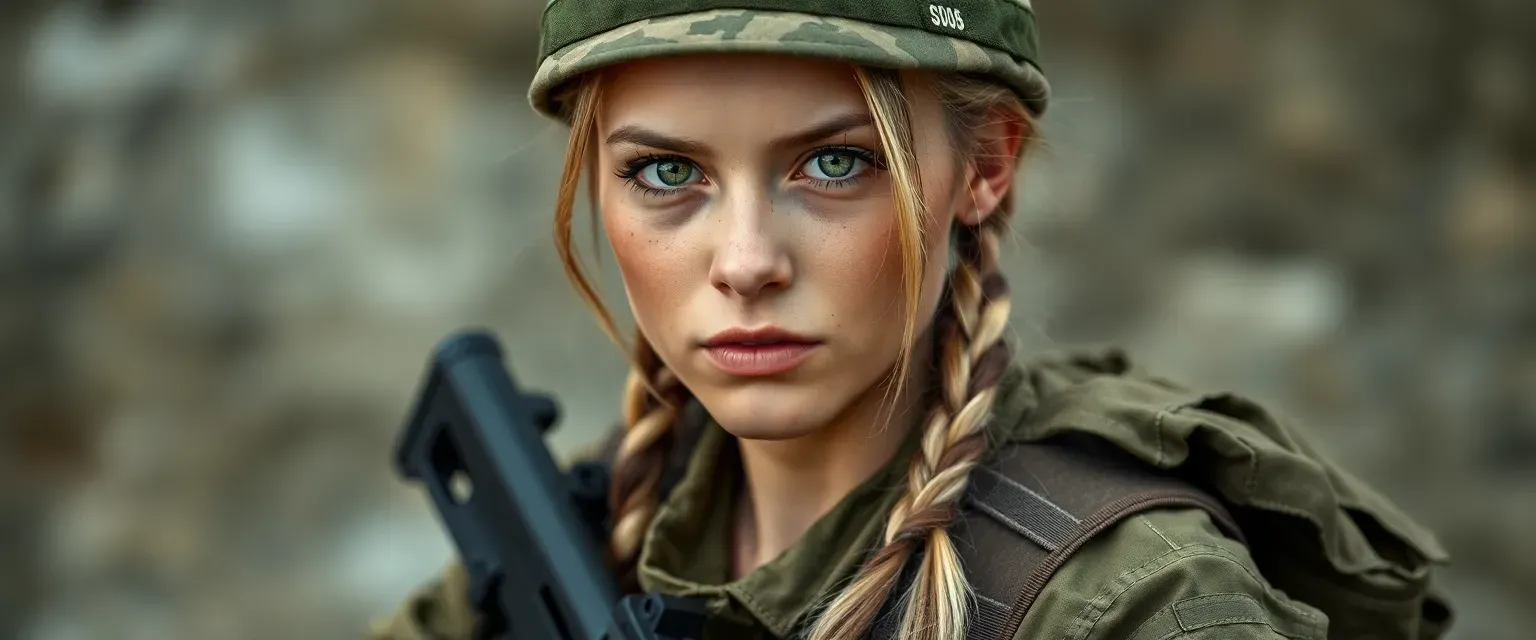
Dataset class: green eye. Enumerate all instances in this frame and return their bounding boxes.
[654,161,693,186]
[632,159,699,191]
[804,149,868,182]
[816,154,855,178]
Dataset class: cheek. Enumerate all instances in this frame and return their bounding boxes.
[602,203,690,344]
[804,211,908,346]
[802,183,960,359]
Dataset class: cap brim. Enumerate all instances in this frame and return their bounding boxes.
[528,9,1049,122]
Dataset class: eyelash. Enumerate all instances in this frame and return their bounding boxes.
[614,153,687,198]
[613,146,885,197]
[803,146,885,190]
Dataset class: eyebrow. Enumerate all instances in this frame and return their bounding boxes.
[604,112,876,155]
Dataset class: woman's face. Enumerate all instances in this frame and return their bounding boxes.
[596,55,969,441]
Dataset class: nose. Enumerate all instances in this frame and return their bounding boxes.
[708,199,792,299]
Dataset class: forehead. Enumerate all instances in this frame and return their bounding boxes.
[597,55,868,130]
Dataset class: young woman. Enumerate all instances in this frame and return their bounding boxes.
[373,4,1450,640]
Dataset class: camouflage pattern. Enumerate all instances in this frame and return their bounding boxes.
[528,7,1050,121]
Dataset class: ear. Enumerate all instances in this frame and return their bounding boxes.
[956,107,1029,225]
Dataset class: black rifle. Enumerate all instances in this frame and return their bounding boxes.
[393,329,709,640]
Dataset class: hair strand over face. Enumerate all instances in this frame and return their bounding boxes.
[803,70,1031,640]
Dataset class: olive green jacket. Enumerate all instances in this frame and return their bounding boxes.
[371,350,1447,640]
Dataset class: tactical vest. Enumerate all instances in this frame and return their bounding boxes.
[587,388,1453,640]
[868,432,1246,640]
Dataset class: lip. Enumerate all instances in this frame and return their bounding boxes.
[701,326,822,377]
[703,326,819,348]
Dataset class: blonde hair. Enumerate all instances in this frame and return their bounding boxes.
[552,67,1035,638]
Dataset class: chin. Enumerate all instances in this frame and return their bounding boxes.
[696,383,844,442]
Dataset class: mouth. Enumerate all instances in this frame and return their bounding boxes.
[701,327,823,377]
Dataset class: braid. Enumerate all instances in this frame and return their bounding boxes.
[608,331,691,590]
[548,65,1031,635]
[808,222,1013,640]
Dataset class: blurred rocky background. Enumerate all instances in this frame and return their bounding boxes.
[0,1,1530,638]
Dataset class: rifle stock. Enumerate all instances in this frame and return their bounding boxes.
[394,330,707,640]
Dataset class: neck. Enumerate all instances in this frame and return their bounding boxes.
[730,338,933,578]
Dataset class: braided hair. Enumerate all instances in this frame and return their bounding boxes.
[552,68,1035,638]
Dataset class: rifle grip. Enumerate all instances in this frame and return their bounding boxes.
[529,393,559,434]
[569,462,612,543]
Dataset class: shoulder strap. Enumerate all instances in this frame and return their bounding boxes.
[869,433,1244,640]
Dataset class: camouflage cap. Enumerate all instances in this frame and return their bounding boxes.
[529,1,1048,121]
